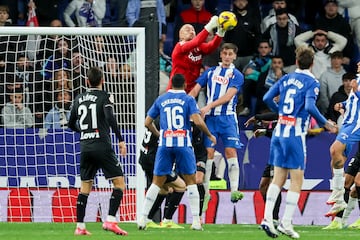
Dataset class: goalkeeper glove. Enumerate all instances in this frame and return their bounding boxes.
[216,27,226,37]
[204,16,219,32]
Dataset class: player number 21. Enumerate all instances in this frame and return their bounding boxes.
[78,103,98,130]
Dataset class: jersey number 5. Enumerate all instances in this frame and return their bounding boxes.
[283,88,296,114]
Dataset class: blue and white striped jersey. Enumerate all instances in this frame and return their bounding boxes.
[147,89,200,147]
[342,74,360,127]
[264,69,324,138]
[196,64,244,116]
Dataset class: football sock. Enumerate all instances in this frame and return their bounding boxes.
[273,192,282,220]
[204,159,214,195]
[264,183,280,222]
[227,157,239,192]
[108,188,123,218]
[164,191,184,219]
[333,168,344,190]
[148,194,166,220]
[336,187,350,218]
[356,186,360,209]
[187,184,200,218]
[343,196,357,224]
[142,184,161,217]
[197,184,205,215]
[76,192,89,223]
[217,155,226,179]
[282,191,300,227]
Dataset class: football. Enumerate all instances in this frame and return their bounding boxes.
[218,11,237,31]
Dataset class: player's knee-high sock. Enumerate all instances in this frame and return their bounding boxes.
[142,184,161,217]
[204,159,214,195]
[333,168,345,190]
[227,157,239,192]
[217,156,226,179]
[264,183,280,222]
[336,187,350,218]
[357,186,360,209]
[76,193,89,228]
[187,184,200,223]
[163,191,184,220]
[107,188,123,222]
[197,184,205,216]
[342,196,357,225]
[148,194,166,220]
[273,192,282,220]
[282,191,300,227]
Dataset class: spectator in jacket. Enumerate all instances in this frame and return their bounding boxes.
[2,89,34,128]
[44,90,71,129]
[262,8,301,73]
[261,0,299,33]
[224,0,261,71]
[63,0,106,27]
[326,72,356,125]
[173,0,212,48]
[314,0,355,70]
[294,29,347,79]
[317,51,346,115]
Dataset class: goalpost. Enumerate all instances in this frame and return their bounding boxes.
[0,27,146,222]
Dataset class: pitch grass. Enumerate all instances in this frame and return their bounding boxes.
[1,222,360,240]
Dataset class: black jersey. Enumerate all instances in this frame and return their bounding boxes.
[139,120,159,158]
[68,88,123,152]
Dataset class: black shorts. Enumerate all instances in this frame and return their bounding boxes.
[80,149,124,181]
[165,171,178,183]
[262,164,274,178]
[138,153,155,179]
[345,152,360,177]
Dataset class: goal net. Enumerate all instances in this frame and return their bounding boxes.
[0,27,146,222]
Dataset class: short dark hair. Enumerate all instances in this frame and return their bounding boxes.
[295,46,314,69]
[342,72,356,81]
[330,51,343,59]
[172,74,185,89]
[87,67,103,87]
[220,42,238,54]
[258,39,272,48]
[275,7,288,16]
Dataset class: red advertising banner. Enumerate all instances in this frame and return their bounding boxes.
[1,189,358,225]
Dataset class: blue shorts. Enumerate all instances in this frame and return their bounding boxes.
[154,146,196,176]
[269,135,306,170]
[203,114,242,149]
[336,123,360,157]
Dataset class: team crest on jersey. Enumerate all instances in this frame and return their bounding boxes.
[314,87,319,96]
[227,72,234,79]
[109,94,114,104]
[214,75,229,85]
[340,132,348,140]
